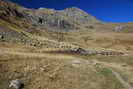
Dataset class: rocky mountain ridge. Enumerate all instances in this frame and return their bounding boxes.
[0,0,101,32]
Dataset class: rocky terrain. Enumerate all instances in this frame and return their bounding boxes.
[0,0,133,89]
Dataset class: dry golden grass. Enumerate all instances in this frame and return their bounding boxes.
[0,18,133,89]
[0,41,133,89]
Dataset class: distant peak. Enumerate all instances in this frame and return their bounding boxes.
[64,7,83,11]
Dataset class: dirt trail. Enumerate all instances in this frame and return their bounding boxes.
[111,70,133,89]
[93,60,133,89]
[0,49,77,60]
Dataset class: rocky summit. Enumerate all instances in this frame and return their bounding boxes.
[0,0,133,89]
[0,0,100,32]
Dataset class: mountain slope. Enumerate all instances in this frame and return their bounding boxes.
[0,1,133,89]
[0,0,100,32]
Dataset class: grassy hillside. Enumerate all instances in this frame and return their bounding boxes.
[0,0,133,89]
[0,42,133,89]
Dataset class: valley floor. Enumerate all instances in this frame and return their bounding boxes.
[0,42,133,89]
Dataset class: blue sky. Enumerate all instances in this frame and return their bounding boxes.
[11,0,133,22]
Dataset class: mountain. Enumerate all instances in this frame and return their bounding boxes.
[0,0,100,32]
[0,0,133,51]
[0,0,102,44]
[0,1,133,89]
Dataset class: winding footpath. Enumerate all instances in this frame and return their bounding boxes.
[111,70,133,89]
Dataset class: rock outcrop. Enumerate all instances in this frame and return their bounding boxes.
[9,79,24,89]
[0,0,26,21]
[28,7,101,31]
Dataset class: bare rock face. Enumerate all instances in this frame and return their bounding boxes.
[28,13,75,31]
[27,7,100,31]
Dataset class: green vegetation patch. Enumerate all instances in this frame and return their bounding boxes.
[95,65,125,89]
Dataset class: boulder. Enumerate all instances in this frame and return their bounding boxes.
[9,79,24,89]
[114,25,127,32]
